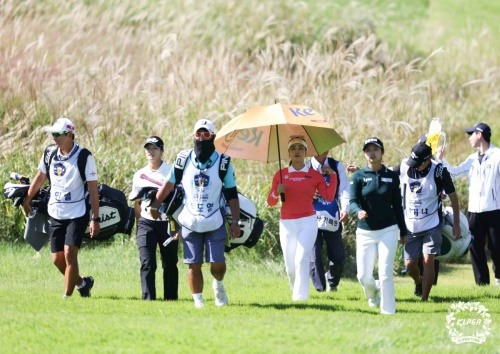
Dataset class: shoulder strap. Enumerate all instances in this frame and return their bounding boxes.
[77,148,91,183]
[218,153,230,183]
[44,145,58,184]
[173,149,192,184]
[327,157,340,199]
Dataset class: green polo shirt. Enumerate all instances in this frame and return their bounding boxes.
[349,165,407,238]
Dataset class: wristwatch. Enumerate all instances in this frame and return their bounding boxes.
[231,220,240,226]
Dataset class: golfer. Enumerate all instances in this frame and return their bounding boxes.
[129,136,179,301]
[350,137,406,314]
[267,137,338,301]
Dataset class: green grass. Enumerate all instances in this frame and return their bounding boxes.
[0,243,498,353]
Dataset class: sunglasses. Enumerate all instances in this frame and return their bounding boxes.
[194,131,212,140]
[52,132,67,137]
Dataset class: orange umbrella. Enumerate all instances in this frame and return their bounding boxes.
[214,103,345,162]
[214,103,345,201]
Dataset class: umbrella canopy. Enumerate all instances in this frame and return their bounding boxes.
[214,103,345,162]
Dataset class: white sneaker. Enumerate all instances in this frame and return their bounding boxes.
[213,279,228,307]
[368,289,380,308]
[495,278,500,286]
[325,272,331,292]
[194,298,204,308]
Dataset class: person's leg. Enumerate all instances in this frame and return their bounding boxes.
[377,225,399,314]
[280,219,298,291]
[485,210,500,283]
[420,226,442,300]
[325,226,345,288]
[293,216,318,301]
[356,228,378,301]
[137,218,157,300]
[50,217,68,276]
[182,227,204,307]
[468,212,490,285]
[157,221,178,301]
[63,245,80,296]
[207,222,230,306]
[404,233,424,295]
[309,230,326,292]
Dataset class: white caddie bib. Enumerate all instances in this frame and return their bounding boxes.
[177,154,224,232]
[47,146,87,220]
[401,160,440,233]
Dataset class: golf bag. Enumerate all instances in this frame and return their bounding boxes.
[3,173,135,251]
[436,207,473,261]
[224,193,264,253]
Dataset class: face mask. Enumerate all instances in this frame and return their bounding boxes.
[194,137,215,163]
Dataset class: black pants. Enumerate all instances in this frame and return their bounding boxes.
[310,226,345,291]
[137,217,179,300]
[468,210,500,285]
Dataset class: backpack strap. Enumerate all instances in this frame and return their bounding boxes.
[327,157,340,199]
[77,148,91,184]
[43,144,58,184]
[173,149,192,184]
[218,153,230,183]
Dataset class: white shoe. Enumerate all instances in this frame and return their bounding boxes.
[213,279,228,307]
[495,278,500,286]
[368,289,380,308]
[194,298,204,308]
[325,272,331,292]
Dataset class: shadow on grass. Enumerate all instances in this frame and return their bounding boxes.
[248,302,378,315]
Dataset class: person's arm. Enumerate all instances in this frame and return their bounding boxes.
[150,181,174,219]
[87,180,100,238]
[267,172,280,206]
[227,198,241,238]
[440,153,473,179]
[448,191,461,240]
[336,162,350,221]
[391,174,407,240]
[22,171,46,216]
[222,161,241,238]
[316,169,338,202]
[349,172,363,216]
[134,200,141,221]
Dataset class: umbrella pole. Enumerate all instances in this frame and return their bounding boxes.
[275,125,285,202]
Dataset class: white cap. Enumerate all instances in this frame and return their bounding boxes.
[44,118,76,133]
[193,119,215,134]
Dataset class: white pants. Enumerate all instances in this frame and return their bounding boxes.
[280,215,318,301]
[356,225,399,314]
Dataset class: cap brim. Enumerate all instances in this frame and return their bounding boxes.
[44,126,65,133]
[144,143,161,148]
[406,158,421,168]
[464,128,476,135]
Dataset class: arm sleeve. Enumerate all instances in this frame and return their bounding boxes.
[85,155,98,181]
[222,162,237,189]
[37,155,46,174]
[317,171,338,202]
[223,186,238,201]
[391,174,407,238]
[442,156,473,179]
[266,171,280,206]
[439,166,456,194]
[349,173,362,214]
[167,167,176,184]
[336,161,350,212]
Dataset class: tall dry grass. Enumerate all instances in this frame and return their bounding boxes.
[1,0,498,255]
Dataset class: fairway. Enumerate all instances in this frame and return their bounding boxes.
[0,243,498,353]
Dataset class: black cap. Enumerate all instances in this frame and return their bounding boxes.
[465,123,491,139]
[363,137,384,151]
[407,142,432,168]
[144,136,164,149]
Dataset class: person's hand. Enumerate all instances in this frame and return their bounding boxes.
[90,220,100,238]
[230,222,241,239]
[347,165,359,173]
[150,208,161,220]
[276,184,285,194]
[358,210,368,220]
[453,224,461,240]
[321,166,335,175]
[435,146,445,161]
[339,211,348,223]
[400,235,408,245]
[22,199,32,217]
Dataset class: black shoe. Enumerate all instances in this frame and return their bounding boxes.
[78,276,94,297]
[414,283,422,297]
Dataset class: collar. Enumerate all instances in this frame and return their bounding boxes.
[191,150,219,169]
[310,156,329,171]
[288,164,309,173]
[56,143,78,161]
